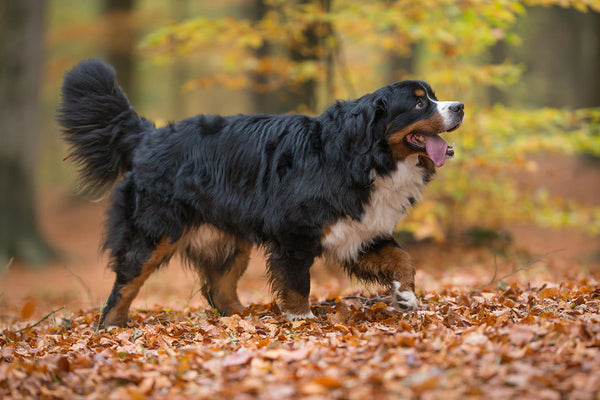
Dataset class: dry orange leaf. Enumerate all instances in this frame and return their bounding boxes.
[20,299,36,320]
[540,287,561,299]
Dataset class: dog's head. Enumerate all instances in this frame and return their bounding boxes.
[355,81,464,169]
[380,80,464,168]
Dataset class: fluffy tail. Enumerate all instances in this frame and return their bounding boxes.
[57,58,153,194]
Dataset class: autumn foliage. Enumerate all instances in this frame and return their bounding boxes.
[2,278,599,399]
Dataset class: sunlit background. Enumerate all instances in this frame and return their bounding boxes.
[1,0,599,316]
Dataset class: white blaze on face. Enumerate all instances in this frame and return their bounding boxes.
[427,95,463,131]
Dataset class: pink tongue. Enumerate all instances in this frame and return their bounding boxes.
[425,135,448,167]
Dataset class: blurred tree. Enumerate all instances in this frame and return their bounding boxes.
[248,0,280,113]
[246,0,332,114]
[103,0,135,97]
[518,6,600,108]
[170,0,190,119]
[287,0,332,113]
[0,0,53,267]
[384,0,414,83]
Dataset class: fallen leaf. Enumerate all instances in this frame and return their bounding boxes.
[20,299,36,320]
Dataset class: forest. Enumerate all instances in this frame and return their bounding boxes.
[1,0,599,398]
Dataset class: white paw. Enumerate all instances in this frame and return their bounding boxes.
[390,281,418,312]
[284,311,316,321]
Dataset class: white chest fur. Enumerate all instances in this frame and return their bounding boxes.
[322,156,427,262]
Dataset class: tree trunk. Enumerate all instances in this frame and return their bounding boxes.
[0,0,53,267]
[103,0,136,97]
[518,6,600,108]
[248,0,280,113]
[578,11,600,107]
[248,0,328,114]
[170,0,190,120]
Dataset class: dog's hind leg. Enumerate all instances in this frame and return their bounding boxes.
[101,238,179,327]
[203,242,251,315]
[181,226,251,315]
[99,179,185,328]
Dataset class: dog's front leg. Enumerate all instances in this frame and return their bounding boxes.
[267,246,316,320]
[343,237,418,312]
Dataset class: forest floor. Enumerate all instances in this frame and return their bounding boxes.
[1,154,599,399]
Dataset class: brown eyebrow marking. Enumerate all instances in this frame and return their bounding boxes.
[414,89,425,97]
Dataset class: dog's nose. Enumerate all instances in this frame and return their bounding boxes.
[450,102,464,113]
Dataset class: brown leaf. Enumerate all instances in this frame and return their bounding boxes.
[540,287,561,299]
[500,287,518,302]
[20,299,36,320]
[55,356,70,373]
[262,347,310,362]
[222,351,253,367]
[310,376,343,389]
[457,294,471,307]
[508,326,535,346]
[402,369,442,394]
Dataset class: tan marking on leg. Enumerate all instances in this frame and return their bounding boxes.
[347,245,418,311]
[203,241,251,315]
[351,246,415,291]
[102,238,179,327]
[180,225,251,315]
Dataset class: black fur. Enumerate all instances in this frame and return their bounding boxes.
[58,58,461,324]
[57,59,155,194]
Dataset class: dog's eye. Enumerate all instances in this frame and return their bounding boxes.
[415,99,424,109]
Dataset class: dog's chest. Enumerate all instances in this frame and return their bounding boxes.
[322,156,428,261]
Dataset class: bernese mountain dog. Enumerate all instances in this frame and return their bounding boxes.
[58,59,464,327]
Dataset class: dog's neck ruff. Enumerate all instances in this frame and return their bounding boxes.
[322,155,428,262]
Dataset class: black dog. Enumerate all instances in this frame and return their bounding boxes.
[58,59,464,327]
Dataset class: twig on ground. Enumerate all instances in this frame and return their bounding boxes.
[186,278,203,308]
[342,295,389,306]
[2,257,14,271]
[341,295,369,301]
[490,254,499,287]
[14,306,65,334]
[467,249,563,294]
[62,264,94,307]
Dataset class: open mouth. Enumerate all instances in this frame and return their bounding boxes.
[404,133,455,168]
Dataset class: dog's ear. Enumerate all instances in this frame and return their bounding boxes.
[346,97,388,155]
[348,97,394,186]
[369,97,389,148]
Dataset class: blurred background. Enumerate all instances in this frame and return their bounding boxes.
[1,0,599,317]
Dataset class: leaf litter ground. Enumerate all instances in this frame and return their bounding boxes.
[1,190,600,399]
[2,277,599,399]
